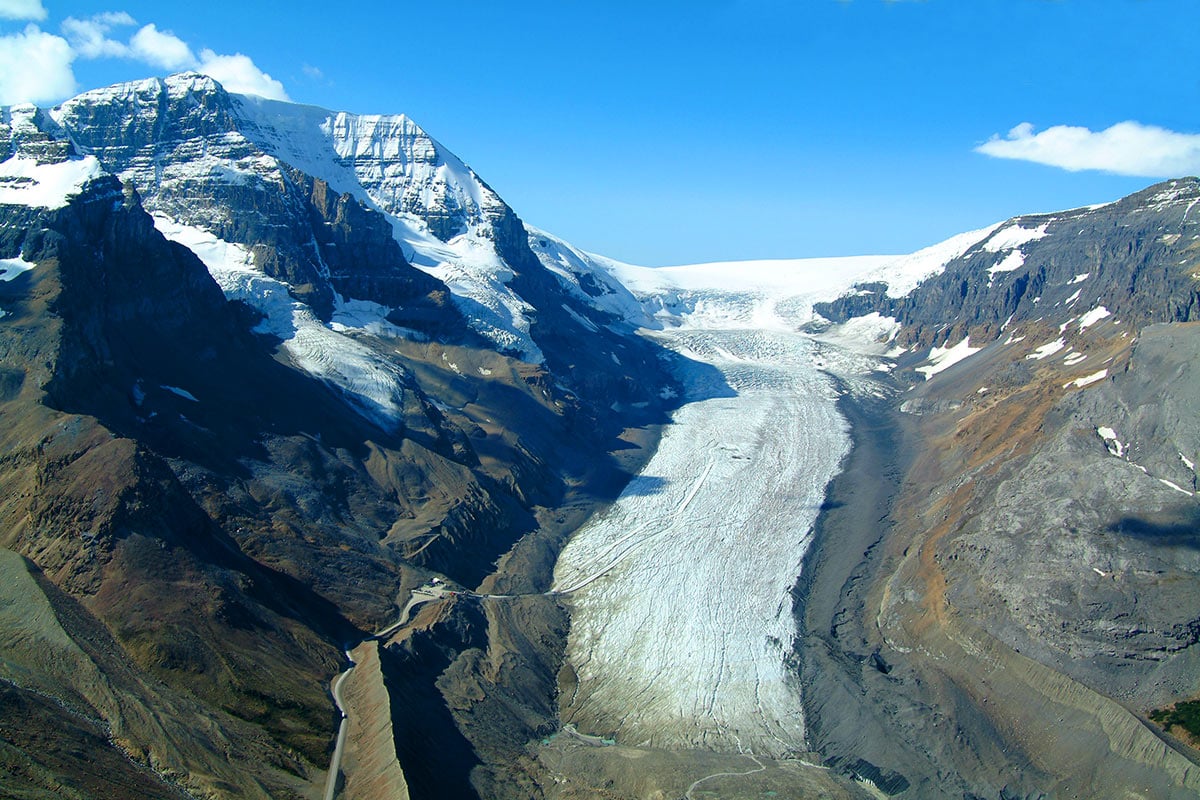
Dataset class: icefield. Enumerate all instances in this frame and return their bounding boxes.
[554,300,854,757]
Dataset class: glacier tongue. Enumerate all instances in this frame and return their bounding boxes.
[555,319,851,756]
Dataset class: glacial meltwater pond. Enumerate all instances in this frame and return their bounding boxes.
[553,322,851,757]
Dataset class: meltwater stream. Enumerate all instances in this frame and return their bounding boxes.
[553,323,851,757]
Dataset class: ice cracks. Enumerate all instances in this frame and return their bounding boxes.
[554,327,850,757]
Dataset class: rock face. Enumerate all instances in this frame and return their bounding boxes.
[799,178,1200,798]
[1,74,679,800]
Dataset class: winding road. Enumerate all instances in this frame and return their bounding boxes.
[322,584,449,800]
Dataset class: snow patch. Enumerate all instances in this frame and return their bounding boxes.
[0,256,36,282]
[1159,478,1194,496]
[982,222,1050,252]
[1078,305,1111,330]
[915,337,981,379]
[1065,369,1107,389]
[1069,273,1090,284]
[1098,426,1125,457]
[1027,338,1066,360]
[161,385,198,402]
[987,249,1026,276]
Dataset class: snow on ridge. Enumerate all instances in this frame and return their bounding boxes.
[527,226,657,329]
[982,221,1050,253]
[860,222,1002,299]
[0,154,105,209]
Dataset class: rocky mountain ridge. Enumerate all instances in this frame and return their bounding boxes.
[799,177,1200,798]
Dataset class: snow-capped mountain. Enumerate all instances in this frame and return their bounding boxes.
[3,70,1199,800]
[22,72,671,433]
[0,73,683,800]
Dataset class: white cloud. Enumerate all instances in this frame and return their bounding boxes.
[0,24,75,104]
[197,50,290,101]
[62,12,136,59]
[0,13,290,106]
[0,0,46,21]
[129,23,196,70]
[977,121,1200,178]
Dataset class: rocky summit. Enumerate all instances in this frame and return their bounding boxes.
[1,73,1199,800]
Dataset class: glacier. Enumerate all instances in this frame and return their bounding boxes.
[551,256,897,757]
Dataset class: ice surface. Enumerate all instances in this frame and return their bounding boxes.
[553,265,867,756]
[0,154,104,209]
[590,253,895,332]
[813,311,901,356]
[555,324,847,756]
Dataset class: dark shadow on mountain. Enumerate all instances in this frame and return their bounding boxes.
[382,608,485,800]
[622,475,669,496]
[1108,509,1200,551]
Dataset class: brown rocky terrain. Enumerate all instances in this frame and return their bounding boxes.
[800,179,1200,797]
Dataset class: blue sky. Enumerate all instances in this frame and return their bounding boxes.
[3,0,1199,265]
